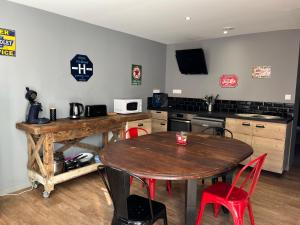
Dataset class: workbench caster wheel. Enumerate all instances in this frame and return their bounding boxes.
[32,181,38,189]
[43,191,50,198]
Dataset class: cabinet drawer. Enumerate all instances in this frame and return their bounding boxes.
[149,110,168,120]
[252,136,285,173]
[152,119,167,133]
[233,133,253,165]
[252,121,286,140]
[126,119,152,136]
[226,118,252,135]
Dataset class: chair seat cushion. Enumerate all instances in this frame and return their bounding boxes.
[127,195,166,221]
[204,182,249,202]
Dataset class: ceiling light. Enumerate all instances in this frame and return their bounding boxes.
[185,16,191,21]
[223,26,234,34]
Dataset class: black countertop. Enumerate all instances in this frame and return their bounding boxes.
[148,107,293,124]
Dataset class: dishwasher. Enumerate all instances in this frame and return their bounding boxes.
[191,116,225,134]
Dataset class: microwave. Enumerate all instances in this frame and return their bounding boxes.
[114,99,142,114]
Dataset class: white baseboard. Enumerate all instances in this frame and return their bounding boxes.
[0,182,31,196]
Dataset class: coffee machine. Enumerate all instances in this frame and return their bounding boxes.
[25,87,50,124]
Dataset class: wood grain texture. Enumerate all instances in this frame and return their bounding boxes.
[152,119,168,133]
[16,113,151,135]
[226,118,291,173]
[100,132,253,180]
[16,113,151,196]
[126,118,152,135]
[226,118,253,135]
[1,164,300,225]
[149,110,168,120]
[150,110,168,133]
[252,121,287,140]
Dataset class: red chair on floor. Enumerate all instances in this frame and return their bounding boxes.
[195,153,267,225]
[125,127,172,200]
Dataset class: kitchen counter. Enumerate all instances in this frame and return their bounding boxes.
[148,107,293,124]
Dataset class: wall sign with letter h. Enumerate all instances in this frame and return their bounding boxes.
[70,54,93,82]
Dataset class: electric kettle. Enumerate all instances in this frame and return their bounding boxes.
[69,102,84,119]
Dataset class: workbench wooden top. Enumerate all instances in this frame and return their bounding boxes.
[16,112,151,135]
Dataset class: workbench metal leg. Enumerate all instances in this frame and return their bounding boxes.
[185,179,198,225]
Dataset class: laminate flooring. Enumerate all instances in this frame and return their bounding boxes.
[1,164,300,225]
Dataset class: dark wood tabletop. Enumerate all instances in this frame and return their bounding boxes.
[100,131,253,180]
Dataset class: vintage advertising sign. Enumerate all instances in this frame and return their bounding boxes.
[252,66,271,78]
[0,28,16,57]
[131,64,142,85]
[219,74,238,88]
[70,54,93,82]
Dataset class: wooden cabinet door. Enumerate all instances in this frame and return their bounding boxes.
[226,118,253,135]
[253,121,287,140]
[152,119,167,133]
[126,119,152,137]
[252,136,285,173]
[233,133,253,165]
[149,110,168,120]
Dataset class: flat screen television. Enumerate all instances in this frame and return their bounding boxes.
[175,48,208,74]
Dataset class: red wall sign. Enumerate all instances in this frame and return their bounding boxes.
[219,74,238,88]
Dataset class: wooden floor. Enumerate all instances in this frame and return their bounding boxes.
[1,163,300,225]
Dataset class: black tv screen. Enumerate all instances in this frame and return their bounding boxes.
[175,48,208,74]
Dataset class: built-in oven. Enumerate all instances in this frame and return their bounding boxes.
[168,113,193,132]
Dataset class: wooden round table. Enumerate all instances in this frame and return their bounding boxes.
[100,132,253,225]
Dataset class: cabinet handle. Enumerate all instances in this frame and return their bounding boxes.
[256,124,265,128]
[156,111,161,114]
[138,123,143,127]
[242,122,250,126]
[160,123,166,126]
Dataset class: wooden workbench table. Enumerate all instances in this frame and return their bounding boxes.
[16,113,151,198]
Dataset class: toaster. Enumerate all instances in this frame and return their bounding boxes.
[85,105,107,117]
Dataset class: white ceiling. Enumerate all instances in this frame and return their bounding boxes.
[8,0,300,44]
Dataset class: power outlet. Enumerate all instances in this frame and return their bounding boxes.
[173,89,182,94]
[285,94,291,101]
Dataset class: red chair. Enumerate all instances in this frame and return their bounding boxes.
[125,127,172,200]
[195,153,267,225]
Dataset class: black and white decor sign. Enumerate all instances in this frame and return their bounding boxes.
[70,54,93,82]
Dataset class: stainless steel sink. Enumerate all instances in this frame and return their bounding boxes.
[235,113,282,120]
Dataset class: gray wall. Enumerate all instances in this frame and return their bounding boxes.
[165,30,300,103]
[0,1,166,194]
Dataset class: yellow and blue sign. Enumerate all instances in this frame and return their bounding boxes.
[0,28,16,57]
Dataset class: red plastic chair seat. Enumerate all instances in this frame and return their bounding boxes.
[205,182,248,202]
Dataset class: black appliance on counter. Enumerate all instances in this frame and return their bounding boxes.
[69,102,84,119]
[85,105,107,117]
[152,93,168,108]
[25,87,50,124]
[175,48,208,74]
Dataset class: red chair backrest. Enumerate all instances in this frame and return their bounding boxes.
[125,127,148,139]
[226,153,267,200]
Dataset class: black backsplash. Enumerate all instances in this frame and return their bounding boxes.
[148,97,294,118]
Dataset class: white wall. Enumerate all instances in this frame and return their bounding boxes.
[0,1,166,194]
